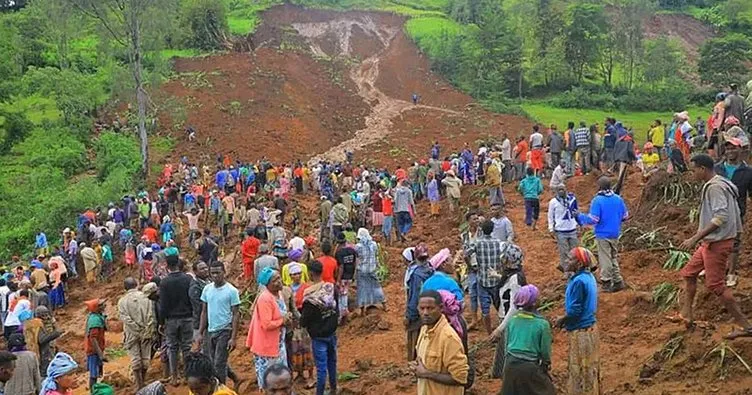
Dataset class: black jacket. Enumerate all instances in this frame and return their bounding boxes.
[715,162,752,218]
[158,271,193,323]
[300,300,338,339]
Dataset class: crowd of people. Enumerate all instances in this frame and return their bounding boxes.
[0,81,750,395]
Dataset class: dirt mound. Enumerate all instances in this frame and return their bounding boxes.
[644,13,716,65]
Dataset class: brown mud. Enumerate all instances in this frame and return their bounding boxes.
[56,4,752,394]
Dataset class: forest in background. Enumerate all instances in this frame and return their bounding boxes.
[0,0,750,257]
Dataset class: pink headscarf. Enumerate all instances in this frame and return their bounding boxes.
[429,248,451,270]
[438,290,464,338]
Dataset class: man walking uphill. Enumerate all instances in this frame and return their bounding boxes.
[198,261,242,386]
[159,255,193,386]
[405,244,434,361]
[518,168,544,230]
[117,277,155,389]
[573,121,592,175]
[578,177,628,293]
[679,154,752,340]
[548,185,580,276]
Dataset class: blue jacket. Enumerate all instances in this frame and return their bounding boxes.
[564,269,598,331]
[604,124,616,149]
[215,171,226,188]
[405,264,434,321]
[35,232,48,248]
[578,191,628,239]
[421,272,464,303]
[518,175,543,200]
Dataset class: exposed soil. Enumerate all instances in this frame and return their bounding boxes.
[644,13,716,68]
[57,4,752,394]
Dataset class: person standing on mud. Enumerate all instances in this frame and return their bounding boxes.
[465,220,505,334]
[678,154,752,340]
[556,247,599,395]
[118,277,155,389]
[393,180,416,243]
[578,177,628,293]
[410,290,468,395]
[713,138,752,288]
[548,185,580,277]
[405,244,433,361]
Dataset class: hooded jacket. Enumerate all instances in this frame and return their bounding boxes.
[699,175,742,242]
[714,161,752,219]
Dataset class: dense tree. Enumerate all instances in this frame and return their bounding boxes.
[643,36,685,84]
[66,0,170,176]
[563,2,606,83]
[698,33,752,87]
[180,0,229,50]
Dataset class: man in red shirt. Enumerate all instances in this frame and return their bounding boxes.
[241,230,261,279]
[514,136,529,181]
[317,241,339,284]
[143,225,158,243]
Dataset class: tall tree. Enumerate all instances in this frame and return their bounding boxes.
[25,0,84,70]
[698,33,752,88]
[563,2,606,83]
[643,36,684,84]
[612,0,654,90]
[66,0,164,176]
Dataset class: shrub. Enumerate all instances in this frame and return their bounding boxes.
[93,132,141,180]
[547,87,618,110]
[180,0,230,50]
[11,128,86,177]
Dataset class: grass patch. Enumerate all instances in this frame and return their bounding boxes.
[0,96,61,125]
[521,102,708,143]
[160,49,203,59]
[405,16,463,57]
[226,0,282,35]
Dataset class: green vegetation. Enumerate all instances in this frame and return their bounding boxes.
[226,0,283,35]
[522,103,708,142]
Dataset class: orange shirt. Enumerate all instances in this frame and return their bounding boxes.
[318,256,338,283]
[85,326,105,356]
[241,237,261,265]
[382,196,394,216]
[515,141,529,163]
[143,227,158,243]
[395,168,407,181]
[293,167,303,178]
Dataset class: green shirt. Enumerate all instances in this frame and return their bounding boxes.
[505,311,552,363]
[138,203,150,218]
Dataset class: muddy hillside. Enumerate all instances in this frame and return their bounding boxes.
[55,4,752,395]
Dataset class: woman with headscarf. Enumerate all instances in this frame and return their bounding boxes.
[4,333,40,395]
[498,284,554,395]
[287,262,315,389]
[39,352,78,395]
[355,228,385,314]
[48,261,65,310]
[556,247,599,395]
[281,249,309,286]
[421,248,463,302]
[136,381,167,395]
[489,243,528,379]
[22,306,60,374]
[246,267,290,389]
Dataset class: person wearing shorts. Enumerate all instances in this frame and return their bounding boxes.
[465,220,505,335]
[678,154,752,340]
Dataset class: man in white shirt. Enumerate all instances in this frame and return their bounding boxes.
[288,232,305,251]
[4,289,30,340]
[500,134,512,182]
[0,280,10,327]
[547,185,580,276]
[490,205,514,242]
[550,159,568,190]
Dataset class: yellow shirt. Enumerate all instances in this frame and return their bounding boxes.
[281,261,310,286]
[643,152,660,167]
[416,315,468,395]
[648,126,665,147]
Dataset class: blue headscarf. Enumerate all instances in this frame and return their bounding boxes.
[39,352,78,395]
[258,266,276,286]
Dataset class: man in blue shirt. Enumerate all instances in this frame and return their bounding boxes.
[578,177,629,292]
[198,261,241,386]
[35,231,48,257]
[556,246,600,395]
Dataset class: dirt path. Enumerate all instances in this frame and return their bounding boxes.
[291,16,461,164]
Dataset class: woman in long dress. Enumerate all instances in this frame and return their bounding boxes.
[355,228,385,314]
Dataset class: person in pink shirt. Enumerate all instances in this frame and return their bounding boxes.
[246,267,290,389]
